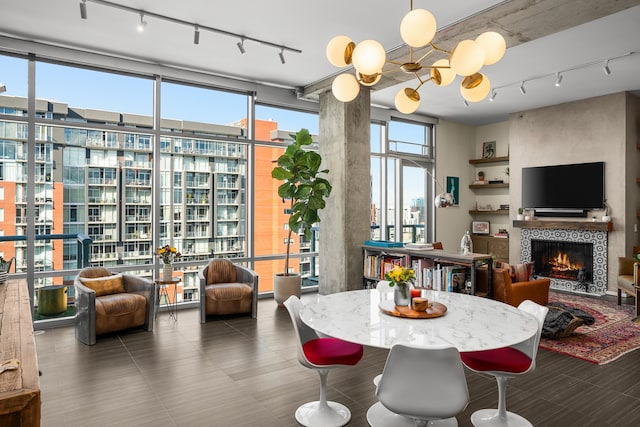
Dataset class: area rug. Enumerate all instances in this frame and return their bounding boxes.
[539,292,640,365]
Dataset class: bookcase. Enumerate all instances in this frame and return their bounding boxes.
[362,245,494,297]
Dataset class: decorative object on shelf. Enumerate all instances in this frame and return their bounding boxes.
[154,245,181,281]
[477,171,485,181]
[385,265,415,307]
[471,221,490,235]
[272,128,332,305]
[445,176,460,206]
[517,207,524,220]
[602,200,611,222]
[326,0,506,112]
[482,141,496,158]
[460,230,474,254]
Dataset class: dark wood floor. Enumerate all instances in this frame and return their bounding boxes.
[36,293,640,427]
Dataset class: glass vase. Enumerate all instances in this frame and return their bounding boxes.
[394,283,410,307]
[460,230,473,255]
[162,263,173,281]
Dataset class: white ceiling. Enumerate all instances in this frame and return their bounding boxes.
[1,0,640,125]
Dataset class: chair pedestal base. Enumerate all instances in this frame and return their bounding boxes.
[367,402,459,427]
[295,400,351,427]
[470,409,533,427]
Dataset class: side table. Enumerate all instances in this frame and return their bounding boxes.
[154,278,181,321]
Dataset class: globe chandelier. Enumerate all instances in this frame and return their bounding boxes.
[326,1,506,114]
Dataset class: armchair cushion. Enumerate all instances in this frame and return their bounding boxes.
[79,274,126,296]
[206,259,237,284]
[94,293,147,335]
[496,261,534,282]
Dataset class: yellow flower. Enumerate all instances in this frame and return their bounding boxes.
[384,265,415,287]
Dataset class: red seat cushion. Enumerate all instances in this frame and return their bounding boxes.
[461,347,532,374]
[303,337,364,366]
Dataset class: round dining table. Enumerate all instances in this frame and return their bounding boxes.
[299,289,539,352]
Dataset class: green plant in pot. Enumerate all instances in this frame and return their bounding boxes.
[271,128,332,305]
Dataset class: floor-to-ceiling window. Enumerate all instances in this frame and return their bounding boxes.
[1,48,436,323]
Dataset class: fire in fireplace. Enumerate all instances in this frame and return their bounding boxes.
[531,239,593,282]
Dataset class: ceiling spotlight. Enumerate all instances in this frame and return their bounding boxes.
[193,26,200,45]
[279,49,286,64]
[79,0,87,19]
[237,38,246,55]
[463,99,470,107]
[603,59,611,75]
[489,89,497,101]
[555,73,563,87]
[0,84,6,94]
[519,81,526,95]
[137,13,147,32]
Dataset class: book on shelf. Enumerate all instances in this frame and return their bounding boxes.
[364,240,404,248]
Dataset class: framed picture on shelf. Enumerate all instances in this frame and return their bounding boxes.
[472,220,490,235]
[482,141,496,159]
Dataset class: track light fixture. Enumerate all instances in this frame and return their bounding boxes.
[555,72,563,87]
[137,13,147,32]
[603,59,611,75]
[519,81,526,95]
[237,38,246,55]
[193,26,200,45]
[489,89,497,101]
[80,0,88,19]
[463,99,470,107]
[79,0,301,60]
[327,0,505,113]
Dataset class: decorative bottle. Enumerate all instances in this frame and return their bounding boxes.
[460,230,473,255]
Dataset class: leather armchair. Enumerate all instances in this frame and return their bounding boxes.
[75,267,155,345]
[198,259,258,323]
[493,267,551,307]
[617,257,639,316]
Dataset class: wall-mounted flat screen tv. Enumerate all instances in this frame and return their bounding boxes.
[521,161,604,216]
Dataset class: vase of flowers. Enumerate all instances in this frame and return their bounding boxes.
[385,265,416,307]
[155,245,181,281]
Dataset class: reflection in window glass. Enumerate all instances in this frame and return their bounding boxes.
[370,157,382,239]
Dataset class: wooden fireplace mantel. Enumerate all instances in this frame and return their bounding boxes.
[513,220,612,232]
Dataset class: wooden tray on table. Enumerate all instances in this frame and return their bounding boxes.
[379,300,447,319]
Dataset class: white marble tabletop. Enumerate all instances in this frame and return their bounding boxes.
[299,289,539,352]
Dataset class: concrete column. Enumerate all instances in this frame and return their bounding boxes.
[318,89,371,294]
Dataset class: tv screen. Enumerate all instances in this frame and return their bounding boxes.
[522,162,605,212]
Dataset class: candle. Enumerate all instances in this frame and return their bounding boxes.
[410,288,421,298]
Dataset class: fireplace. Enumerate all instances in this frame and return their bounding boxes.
[519,224,608,295]
[531,240,593,284]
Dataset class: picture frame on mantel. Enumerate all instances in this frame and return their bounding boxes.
[482,141,496,159]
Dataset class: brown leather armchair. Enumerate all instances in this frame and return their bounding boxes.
[617,257,639,316]
[198,258,258,323]
[493,267,551,307]
[477,267,550,307]
[75,267,155,345]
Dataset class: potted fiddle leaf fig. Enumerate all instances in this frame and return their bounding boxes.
[271,128,332,305]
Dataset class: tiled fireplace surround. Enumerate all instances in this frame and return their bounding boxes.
[516,221,610,295]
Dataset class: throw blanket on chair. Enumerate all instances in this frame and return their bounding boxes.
[542,302,595,339]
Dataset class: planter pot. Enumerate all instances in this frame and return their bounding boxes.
[602,215,611,222]
[274,273,301,306]
[516,214,524,220]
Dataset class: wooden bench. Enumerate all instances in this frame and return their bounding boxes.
[0,279,41,426]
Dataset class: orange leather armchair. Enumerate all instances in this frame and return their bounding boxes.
[492,267,551,307]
